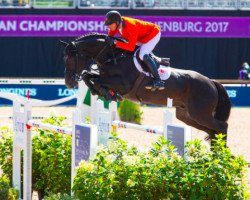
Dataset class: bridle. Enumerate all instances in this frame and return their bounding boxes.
[92,37,112,66]
[65,37,119,82]
[64,41,83,82]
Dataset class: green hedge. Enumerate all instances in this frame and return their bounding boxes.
[73,133,249,199]
[32,116,72,195]
[44,192,77,200]
[0,126,13,181]
[1,120,249,199]
[0,116,72,198]
[0,175,19,200]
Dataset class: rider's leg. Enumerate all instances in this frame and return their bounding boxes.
[143,54,165,90]
[139,32,165,90]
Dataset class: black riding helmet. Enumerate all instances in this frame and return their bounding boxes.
[104,10,122,25]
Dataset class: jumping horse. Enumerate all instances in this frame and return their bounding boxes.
[61,32,231,145]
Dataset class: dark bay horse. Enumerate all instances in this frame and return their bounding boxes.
[62,32,231,145]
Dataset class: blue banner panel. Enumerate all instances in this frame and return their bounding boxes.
[0,84,77,106]
[0,82,250,107]
[225,85,250,107]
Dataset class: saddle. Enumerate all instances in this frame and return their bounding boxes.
[135,51,170,73]
[152,55,170,67]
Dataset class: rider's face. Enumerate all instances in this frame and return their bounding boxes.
[107,22,118,31]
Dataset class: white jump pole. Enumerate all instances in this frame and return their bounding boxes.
[163,98,173,139]
[112,120,164,134]
[27,120,72,135]
[111,98,174,136]
[94,98,192,156]
[12,100,32,200]
[76,81,90,122]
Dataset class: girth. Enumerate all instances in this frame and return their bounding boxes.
[123,73,146,103]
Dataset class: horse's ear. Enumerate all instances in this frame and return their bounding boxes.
[60,40,68,47]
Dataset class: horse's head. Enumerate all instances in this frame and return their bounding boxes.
[62,40,90,88]
[62,33,115,89]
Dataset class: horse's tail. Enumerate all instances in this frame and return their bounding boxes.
[212,80,231,122]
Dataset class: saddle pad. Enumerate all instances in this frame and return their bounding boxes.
[158,65,171,80]
[133,50,171,81]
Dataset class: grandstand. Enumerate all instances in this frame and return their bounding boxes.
[0,0,250,9]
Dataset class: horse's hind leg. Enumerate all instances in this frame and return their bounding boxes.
[190,112,228,135]
[176,107,217,136]
[187,101,228,144]
[176,108,227,146]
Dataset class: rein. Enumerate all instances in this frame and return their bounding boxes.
[66,37,125,82]
[92,37,118,66]
[93,42,110,63]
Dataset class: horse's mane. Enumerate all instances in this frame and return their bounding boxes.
[75,32,107,42]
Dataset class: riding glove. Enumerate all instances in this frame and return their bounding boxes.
[107,37,117,46]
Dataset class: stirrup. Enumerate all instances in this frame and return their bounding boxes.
[145,85,153,90]
[145,80,165,90]
[153,79,165,90]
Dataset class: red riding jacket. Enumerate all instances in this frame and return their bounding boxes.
[108,16,160,52]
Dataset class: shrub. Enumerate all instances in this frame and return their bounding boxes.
[73,133,249,199]
[0,175,19,200]
[0,175,9,200]
[118,99,143,124]
[0,116,72,198]
[182,134,249,199]
[7,188,19,200]
[44,192,77,200]
[0,126,13,181]
[32,115,72,196]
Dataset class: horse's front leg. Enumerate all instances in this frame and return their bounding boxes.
[88,77,122,102]
[93,76,124,101]
[95,76,126,92]
[81,73,101,96]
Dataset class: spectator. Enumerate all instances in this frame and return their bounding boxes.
[135,0,144,7]
[110,0,119,7]
[120,0,128,7]
[239,62,250,80]
[110,0,128,7]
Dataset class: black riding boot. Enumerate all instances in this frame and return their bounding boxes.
[143,54,165,90]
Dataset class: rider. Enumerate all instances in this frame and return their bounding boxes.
[104,10,165,90]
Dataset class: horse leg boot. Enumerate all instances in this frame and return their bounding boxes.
[99,87,116,101]
[143,54,165,90]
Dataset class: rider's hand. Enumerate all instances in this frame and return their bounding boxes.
[107,37,117,46]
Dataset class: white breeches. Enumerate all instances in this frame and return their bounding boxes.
[138,32,161,60]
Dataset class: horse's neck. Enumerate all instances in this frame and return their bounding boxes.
[94,45,121,64]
